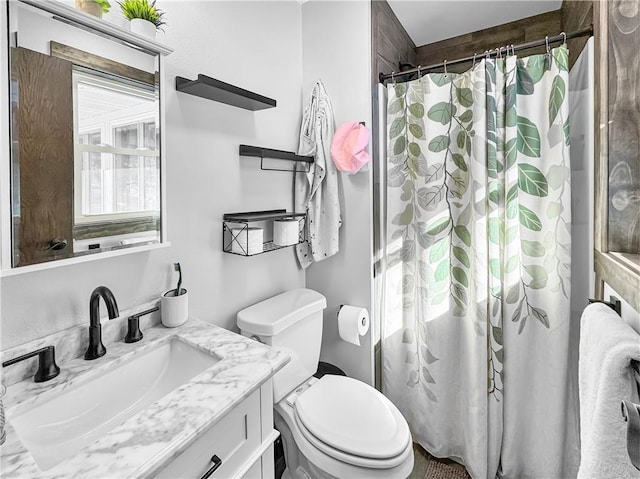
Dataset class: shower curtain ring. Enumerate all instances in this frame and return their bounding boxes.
[511,44,515,56]
[486,49,493,59]
[443,60,447,77]
[560,31,567,45]
[391,71,396,84]
[472,53,477,67]
[497,46,502,59]
[545,35,550,54]
[417,65,422,78]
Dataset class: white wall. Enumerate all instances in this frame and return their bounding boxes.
[1,1,305,349]
[301,1,374,385]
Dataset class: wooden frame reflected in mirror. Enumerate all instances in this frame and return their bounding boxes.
[593,0,640,311]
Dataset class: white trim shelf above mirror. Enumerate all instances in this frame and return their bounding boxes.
[18,0,173,56]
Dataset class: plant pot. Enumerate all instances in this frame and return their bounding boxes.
[130,18,156,40]
[75,0,103,18]
[160,288,188,328]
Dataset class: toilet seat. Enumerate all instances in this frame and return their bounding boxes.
[291,375,412,468]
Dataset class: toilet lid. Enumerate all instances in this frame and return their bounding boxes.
[294,375,411,459]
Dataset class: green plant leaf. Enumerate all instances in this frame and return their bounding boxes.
[452,246,470,267]
[492,326,503,345]
[427,102,454,124]
[408,142,422,157]
[408,123,425,139]
[428,135,450,153]
[427,217,451,235]
[525,264,548,284]
[505,284,520,304]
[505,138,517,169]
[417,186,444,211]
[563,119,570,145]
[393,136,406,155]
[451,153,468,172]
[531,306,550,327]
[388,98,404,114]
[489,259,501,279]
[519,204,542,231]
[518,164,549,197]
[429,238,448,263]
[409,103,425,118]
[459,110,473,123]
[456,87,473,107]
[526,55,548,83]
[434,259,449,281]
[517,116,541,158]
[389,117,405,139]
[549,75,566,125]
[452,266,469,287]
[506,84,517,110]
[521,240,545,257]
[553,46,569,72]
[517,60,534,95]
[454,225,471,246]
[392,203,413,226]
[505,255,519,273]
[488,218,502,244]
[430,73,452,87]
[488,144,503,178]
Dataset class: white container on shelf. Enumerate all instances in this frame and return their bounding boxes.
[273,219,299,246]
[130,18,156,39]
[160,289,188,327]
[231,227,263,255]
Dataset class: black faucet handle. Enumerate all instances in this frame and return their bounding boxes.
[2,346,61,383]
[125,316,143,343]
[124,306,158,344]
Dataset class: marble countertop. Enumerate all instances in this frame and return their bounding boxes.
[1,319,289,478]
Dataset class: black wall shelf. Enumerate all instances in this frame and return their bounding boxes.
[239,145,314,172]
[175,74,276,111]
[223,210,306,256]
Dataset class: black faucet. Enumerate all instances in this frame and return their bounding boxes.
[2,346,60,382]
[84,286,119,360]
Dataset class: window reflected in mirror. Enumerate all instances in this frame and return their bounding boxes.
[73,68,160,253]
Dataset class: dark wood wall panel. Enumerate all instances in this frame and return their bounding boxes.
[12,47,74,266]
[372,0,416,83]
[415,11,562,73]
[606,0,640,254]
[561,0,594,69]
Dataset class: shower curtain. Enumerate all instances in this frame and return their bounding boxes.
[382,45,578,479]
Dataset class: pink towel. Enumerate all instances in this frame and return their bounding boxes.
[330,122,371,173]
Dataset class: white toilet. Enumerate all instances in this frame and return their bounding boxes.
[237,288,414,479]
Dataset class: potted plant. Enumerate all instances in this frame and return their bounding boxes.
[118,0,166,40]
[75,0,111,18]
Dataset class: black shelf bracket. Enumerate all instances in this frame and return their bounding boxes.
[176,74,276,111]
[239,145,314,172]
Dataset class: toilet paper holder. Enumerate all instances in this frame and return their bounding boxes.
[621,398,640,471]
[337,305,368,327]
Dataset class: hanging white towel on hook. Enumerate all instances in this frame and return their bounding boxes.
[295,80,341,269]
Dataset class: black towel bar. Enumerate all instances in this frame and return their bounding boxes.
[588,295,622,316]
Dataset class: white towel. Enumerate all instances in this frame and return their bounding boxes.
[578,303,640,479]
[295,80,341,269]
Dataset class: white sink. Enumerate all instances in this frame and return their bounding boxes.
[9,337,218,471]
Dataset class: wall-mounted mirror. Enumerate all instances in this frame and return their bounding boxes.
[6,1,164,269]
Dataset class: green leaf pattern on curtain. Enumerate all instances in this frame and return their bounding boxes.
[385,45,571,402]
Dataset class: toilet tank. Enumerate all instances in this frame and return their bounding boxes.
[237,289,327,403]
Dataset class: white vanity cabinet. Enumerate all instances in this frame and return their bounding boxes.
[155,380,278,479]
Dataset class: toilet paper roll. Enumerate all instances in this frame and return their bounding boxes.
[274,219,299,246]
[231,227,263,255]
[337,305,369,346]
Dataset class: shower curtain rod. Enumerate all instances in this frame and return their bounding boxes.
[378,25,593,83]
